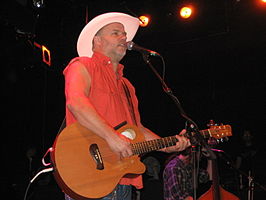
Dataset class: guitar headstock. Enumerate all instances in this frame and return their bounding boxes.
[208,125,232,139]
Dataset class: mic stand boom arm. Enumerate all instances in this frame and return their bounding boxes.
[142,54,216,200]
[142,54,197,128]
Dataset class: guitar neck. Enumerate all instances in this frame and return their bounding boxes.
[131,129,210,155]
[131,135,177,155]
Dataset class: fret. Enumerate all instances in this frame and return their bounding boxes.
[171,136,177,145]
[137,142,143,154]
[137,142,142,154]
[150,140,155,151]
[136,145,141,155]
[161,137,166,148]
[168,136,173,147]
[157,138,163,149]
[131,143,137,155]
[132,144,137,155]
[162,137,168,148]
[160,139,164,149]
[148,140,153,151]
[144,141,149,152]
[172,136,176,145]
[166,137,171,147]
[141,142,146,154]
[167,137,171,147]
[132,143,137,155]
[154,139,158,150]
[148,141,152,151]
[155,139,160,149]
[165,137,170,147]
[145,141,150,152]
[151,139,156,151]
[159,139,164,149]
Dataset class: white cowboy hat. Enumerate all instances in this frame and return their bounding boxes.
[77,12,140,58]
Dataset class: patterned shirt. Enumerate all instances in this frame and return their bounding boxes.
[163,155,209,200]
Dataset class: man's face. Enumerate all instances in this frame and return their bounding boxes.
[94,22,128,60]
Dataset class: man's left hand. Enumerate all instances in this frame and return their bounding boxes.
[166,129,191,153]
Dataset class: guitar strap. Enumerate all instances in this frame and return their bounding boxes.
[58,117,66,132]
[121,79,138,126]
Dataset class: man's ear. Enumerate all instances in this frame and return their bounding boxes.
[93,35,101,46]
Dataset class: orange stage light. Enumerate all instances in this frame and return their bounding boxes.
[255,0,266,10]
[42,45,51,66]
[33,42,51,66]
[139,15,150,27]
[180,6,193,19]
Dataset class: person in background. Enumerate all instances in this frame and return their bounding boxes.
[235,129,258,200]
[163,148,210,200]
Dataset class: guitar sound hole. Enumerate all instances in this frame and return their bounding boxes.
[89,144,104,170]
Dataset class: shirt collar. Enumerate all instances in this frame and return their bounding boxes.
[92,52,124,78]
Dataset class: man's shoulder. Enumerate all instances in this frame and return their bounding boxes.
[68,56,92,65]
[63,56,93,75]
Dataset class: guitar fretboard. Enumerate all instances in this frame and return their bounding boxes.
[131,136,178,155]
[131,129,213,155]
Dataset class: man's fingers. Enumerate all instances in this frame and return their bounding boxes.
[175,135,191,151]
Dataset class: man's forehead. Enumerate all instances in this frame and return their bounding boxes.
[102,22,125,30]
[95,22,125,36]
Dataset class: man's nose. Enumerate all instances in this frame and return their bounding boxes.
[121,32,127,40]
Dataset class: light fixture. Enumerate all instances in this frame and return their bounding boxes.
[179,6,193,19]
[32,0,44,8]
[139,15,150,27]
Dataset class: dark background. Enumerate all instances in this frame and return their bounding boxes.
[1,0,265,199]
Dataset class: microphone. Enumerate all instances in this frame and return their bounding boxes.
[127,41,160,57]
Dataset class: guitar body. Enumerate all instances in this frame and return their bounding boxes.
[51,122,146,199]
[198,185,240,200]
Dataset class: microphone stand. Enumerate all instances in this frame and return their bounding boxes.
[215,150,266,200]
[142,54,216,199]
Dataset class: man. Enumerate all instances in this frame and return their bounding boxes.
[63,12,191,200]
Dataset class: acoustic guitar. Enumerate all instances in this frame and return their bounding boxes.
[51,122,231,199]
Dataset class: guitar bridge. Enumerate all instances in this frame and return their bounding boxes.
[89,144,104,170]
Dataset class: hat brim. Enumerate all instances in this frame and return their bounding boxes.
[77,12,140,58]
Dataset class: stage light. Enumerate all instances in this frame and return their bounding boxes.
[139,15,150,27]
[255,0,266,10]
[33,42,51,66]
[180,6,193,19]
[42,45,51,66]
[32,0,45,8]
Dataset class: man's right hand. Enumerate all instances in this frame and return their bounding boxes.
[106,133,133,158]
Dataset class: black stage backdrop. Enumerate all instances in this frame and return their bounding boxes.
[1,0,265,199]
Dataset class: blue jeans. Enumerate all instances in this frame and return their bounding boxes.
[65,185,132,200]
